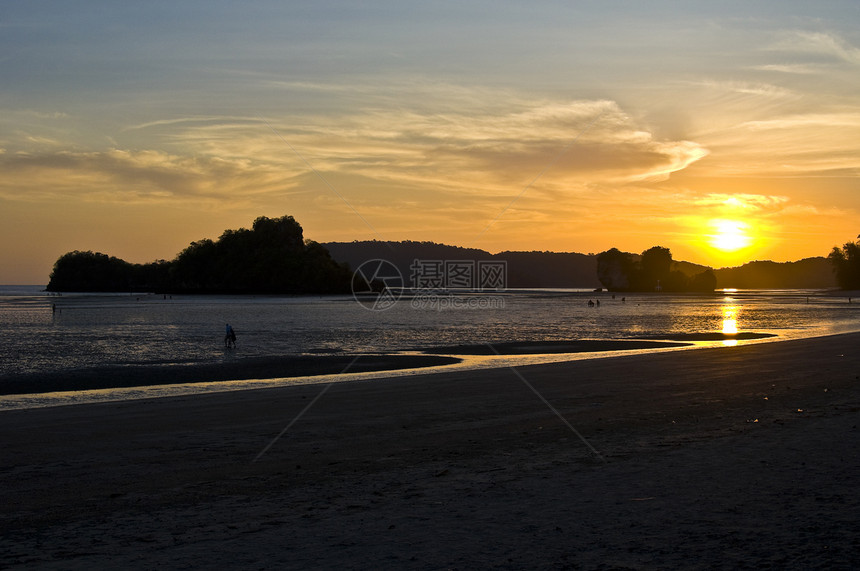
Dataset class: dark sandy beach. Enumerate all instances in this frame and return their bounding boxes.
[1,333,858,569]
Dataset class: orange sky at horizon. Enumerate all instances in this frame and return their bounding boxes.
[2,2,859,283]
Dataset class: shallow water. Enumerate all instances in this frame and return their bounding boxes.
[1,286,859,406]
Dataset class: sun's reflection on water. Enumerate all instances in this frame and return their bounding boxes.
[722,301,739,346]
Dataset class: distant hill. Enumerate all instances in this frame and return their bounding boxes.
[493,250,600,288]
[713,257,835,289]
[323,241,601,288]
[673,259,712,277]
[326,241,837,291]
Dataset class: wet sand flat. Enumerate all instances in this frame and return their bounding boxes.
[0,354,462,396]
[0,340,695,396]
[423,338,692,355]
[1,333,858,569]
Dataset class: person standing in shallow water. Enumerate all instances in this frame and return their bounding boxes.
[225,324,236,348]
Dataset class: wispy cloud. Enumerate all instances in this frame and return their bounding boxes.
[750,63,819,75]
[740,112,860,130]
[704,110,860,176]
[774,30,860,65]
[0,94,715,257]
[123,115,259,132]
[0,149,301,206]
[681,78,795,100]
[163,99,709,196]
[693,193,790,212]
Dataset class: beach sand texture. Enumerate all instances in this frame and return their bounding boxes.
[1,333,858,569]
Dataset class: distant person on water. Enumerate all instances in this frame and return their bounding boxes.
[225,323,236,348]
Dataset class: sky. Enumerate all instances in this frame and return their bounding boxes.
[2,1,860,284]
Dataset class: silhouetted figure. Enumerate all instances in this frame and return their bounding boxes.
[225,324,237,348]
[588,299,594,307]
[596,299,600,307]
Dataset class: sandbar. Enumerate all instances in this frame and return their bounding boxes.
[0,354,461,396]
[0,339,691,395]
[423,339,690,355]
[1,332,858,568]
[650,332,777,341]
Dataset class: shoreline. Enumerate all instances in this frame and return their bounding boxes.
[0,339,696,399]
[1,331,858,568]
[0,354,462,396]
[0,329,850,411]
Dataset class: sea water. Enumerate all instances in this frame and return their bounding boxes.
[1,286,859,405]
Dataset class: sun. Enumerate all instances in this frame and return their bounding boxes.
[708,219,753,252]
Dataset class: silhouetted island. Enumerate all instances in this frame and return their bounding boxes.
[48,218,846,293]
[828,236,860,290]
[596,246,716,292]
[47,215,352,294]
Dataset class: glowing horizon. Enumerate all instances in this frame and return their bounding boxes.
[1,2,859,283]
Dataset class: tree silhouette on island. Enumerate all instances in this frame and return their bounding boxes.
[828,235,860,290]
[596,246,717,292]
[47,215,352,294]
